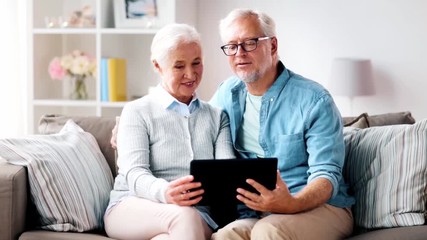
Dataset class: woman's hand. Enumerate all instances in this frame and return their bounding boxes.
[165,175,204,206]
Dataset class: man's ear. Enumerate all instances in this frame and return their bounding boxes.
[271,37,278,55]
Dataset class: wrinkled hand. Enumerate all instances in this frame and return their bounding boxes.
[165,175,204,206]
[236,171,295,213]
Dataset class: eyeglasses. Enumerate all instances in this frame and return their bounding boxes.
[220,36,272,56]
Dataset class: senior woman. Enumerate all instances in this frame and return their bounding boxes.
[103,23,235,240]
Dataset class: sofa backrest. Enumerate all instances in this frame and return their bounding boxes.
[38,114,118,177]
[342,111,415,127]
[37,111,416,180]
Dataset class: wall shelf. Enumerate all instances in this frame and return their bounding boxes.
[28,0,197,133]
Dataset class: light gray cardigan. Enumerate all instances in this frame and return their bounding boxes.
[107,93,235,209]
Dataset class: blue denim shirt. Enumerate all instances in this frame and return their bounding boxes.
[210,62,354,208]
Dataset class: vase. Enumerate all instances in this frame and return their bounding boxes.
[70,75,88,100]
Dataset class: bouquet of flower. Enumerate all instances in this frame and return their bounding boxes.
[48,50,96,80]
[48,50,96,99]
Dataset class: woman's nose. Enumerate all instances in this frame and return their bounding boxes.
[184,68,194,79]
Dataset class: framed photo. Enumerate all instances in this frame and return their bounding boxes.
[114,0,158,28]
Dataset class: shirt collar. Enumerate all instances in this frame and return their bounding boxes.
[152,84,200,116]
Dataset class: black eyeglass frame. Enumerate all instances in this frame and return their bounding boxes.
[220,36,273,56]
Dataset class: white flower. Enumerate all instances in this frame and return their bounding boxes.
[49,50,96,80]
[70,55,90,75]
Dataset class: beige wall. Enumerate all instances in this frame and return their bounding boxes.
[3,0,427,137]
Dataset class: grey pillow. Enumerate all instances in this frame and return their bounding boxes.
[0,120,114,231]
[367,111,415,126]
[343,113,369,128]
[38,114,117,176]
[343,119,427,229]
[343,111,415,127]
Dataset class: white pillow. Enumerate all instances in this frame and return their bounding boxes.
[343,119,427,229]
[0,120,114,232]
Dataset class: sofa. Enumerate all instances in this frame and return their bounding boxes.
[0,112,426,240]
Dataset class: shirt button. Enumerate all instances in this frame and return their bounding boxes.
[270,98,274,102]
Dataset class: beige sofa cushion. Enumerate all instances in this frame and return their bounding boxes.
[367,111,416,126]
[343,111,415,127]
[0,160,27,240]
[344,113,370,128]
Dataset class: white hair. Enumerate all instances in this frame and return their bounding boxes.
[151,23,202,65]
[219,9,276,42]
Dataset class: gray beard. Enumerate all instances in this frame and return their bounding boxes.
[238,71,260,83]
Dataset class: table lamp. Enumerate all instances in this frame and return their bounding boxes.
[329,58,375,115]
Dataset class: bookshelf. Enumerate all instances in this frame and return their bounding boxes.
[28,0,197,133]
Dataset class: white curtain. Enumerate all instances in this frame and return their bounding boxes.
[0,1,25,137]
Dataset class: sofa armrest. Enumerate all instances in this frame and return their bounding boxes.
[0,159,28,240]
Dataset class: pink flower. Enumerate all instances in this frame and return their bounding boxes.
[48,57,66,80]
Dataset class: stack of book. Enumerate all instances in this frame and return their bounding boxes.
[100,58,127,102]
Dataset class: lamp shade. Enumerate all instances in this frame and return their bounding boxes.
[329,58,375,97]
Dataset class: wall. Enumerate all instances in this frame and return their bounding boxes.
[196,0,427,119]
[0,1,26,137]
[3,1,427,136]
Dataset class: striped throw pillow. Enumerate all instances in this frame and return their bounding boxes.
[343,119,427,229]
[0,120,114,232]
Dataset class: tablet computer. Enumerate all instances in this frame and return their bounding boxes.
[190,158,278,205]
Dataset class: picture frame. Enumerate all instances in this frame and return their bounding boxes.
[114,0,159,28]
